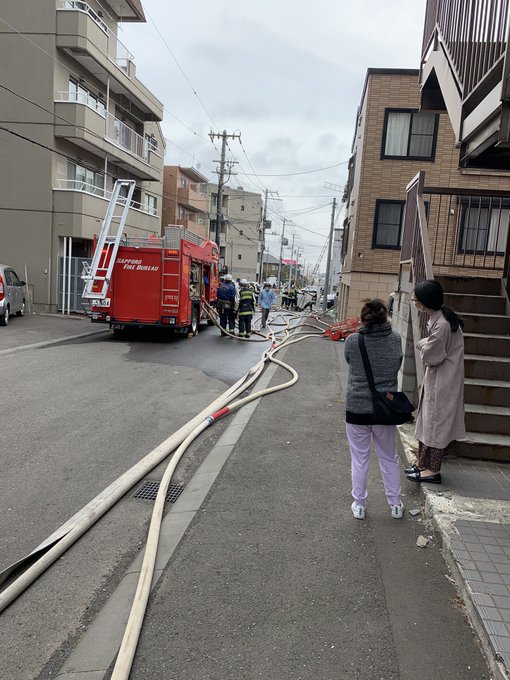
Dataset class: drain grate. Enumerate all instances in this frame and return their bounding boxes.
[132,480,184,503]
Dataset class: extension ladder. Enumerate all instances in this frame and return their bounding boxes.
[81,179,136,300]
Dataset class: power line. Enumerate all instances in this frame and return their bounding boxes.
[239,161,349,177]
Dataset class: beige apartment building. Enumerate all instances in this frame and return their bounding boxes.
[0,0,164,312]
[162,166,209,239]
[339,68,510,320]
[201,183,262,281]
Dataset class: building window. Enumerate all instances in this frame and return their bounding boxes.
[459,197,510,255]
[239,230,243,235]
[179,207,185,219]
[145,194,157,215]
[241,205,245,211]
[238,254,242,260]
[68,79,106,117]
[381,109,438,160]
[372,200,404,249]
[67,161,104,195]
[145,134,158,152]
[179,177,187,188]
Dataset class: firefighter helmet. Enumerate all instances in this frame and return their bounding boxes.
[240,278,248,285]
[224,274,233,281]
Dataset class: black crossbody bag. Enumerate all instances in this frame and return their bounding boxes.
[358,333,415,425]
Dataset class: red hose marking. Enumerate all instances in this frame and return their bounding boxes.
[211,407,230,421]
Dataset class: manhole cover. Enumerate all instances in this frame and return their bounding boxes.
[132,480,184,503]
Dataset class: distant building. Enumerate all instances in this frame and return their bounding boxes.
[201,184,262,281]
[162,166,209,239]
[0,0,164,312]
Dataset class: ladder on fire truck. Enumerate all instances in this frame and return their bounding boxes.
[81,179,136,300]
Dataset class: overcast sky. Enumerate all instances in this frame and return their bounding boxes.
[123,0,426,271]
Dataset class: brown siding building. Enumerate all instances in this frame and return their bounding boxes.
[162,166,209,239]
[339,68,510,320]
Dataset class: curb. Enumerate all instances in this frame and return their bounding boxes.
[0,329,108,357]
[396,426,510,680]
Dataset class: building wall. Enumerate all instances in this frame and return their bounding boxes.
[162,166,209,239]
[340,69,510,320]
[202,184,262,281]
[0,0,164,310]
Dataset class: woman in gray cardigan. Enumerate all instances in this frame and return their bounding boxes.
[344,299,404,520]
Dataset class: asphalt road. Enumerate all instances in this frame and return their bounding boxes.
[0,320,272,680]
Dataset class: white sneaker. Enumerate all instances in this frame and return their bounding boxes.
[351,502,366,520]
[390,502,404,519]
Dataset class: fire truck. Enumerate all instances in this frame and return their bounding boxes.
[82,180,219,335]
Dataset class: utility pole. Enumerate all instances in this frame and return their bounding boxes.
[288,233,295,288]
[277,217,286,291]
[257,188,269,283]
[322,197,337,312]
[209,130,240,250]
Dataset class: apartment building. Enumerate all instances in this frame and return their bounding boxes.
[162,166,209,239]
[0,0,164,312]
[339,68,510,320]
[201,184,262,281]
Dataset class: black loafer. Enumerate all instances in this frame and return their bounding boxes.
[404,464,424,475]
[405,471,442,484]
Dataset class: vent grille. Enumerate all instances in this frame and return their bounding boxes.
[132,480,184,503]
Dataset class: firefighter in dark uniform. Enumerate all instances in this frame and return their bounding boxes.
[288,286,298,310]
[217,274,237,335]
[238,279,255,337]
[281,287,290,309]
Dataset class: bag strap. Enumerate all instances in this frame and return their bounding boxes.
[358,333,377,395]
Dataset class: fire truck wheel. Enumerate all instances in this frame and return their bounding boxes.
[190,307,199,336]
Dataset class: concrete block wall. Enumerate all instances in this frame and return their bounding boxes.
[391,290,418,403]
[339,272,397,320]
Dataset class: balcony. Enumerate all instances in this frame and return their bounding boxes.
[54,98,162,181]
[420,0,510,168]
[56,0,163,121]
[178,184,208,212]
[53,179,160,238]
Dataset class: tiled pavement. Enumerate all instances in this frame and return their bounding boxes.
[451,521,510,672]
[442,458,510,501]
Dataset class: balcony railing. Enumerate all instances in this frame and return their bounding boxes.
[57,0,108,34]
[54,179,159,217]
[56,90,106,117]
[105,113,148,163]
[422,0,510,99]
[111,35,134,73]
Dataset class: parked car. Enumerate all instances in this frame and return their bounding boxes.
[0,264,26,326]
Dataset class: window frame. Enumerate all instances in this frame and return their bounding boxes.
[372,199,405,250]
[458,196,510,256]
[381,108,439,162]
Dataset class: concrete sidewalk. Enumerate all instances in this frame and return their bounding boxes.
[399,427,510,680]
[0,313,107,354]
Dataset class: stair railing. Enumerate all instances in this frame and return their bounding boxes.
[399,171,435,387]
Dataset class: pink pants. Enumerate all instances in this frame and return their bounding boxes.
[346,423,401,507]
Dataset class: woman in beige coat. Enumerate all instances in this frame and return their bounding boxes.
[405,280,465,484]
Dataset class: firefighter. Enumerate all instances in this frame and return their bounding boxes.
[288,286,298,310]
[238,279,255,337]
[217,273,237,335]
[281,286,290,309]
[301,289,317,312]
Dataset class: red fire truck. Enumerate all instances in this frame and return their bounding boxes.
[82,181,219,335]
[84,226,219,335]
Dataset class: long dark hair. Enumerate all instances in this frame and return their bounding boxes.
[414,280,464,332]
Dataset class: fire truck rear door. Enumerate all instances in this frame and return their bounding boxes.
[112,249,162,323]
